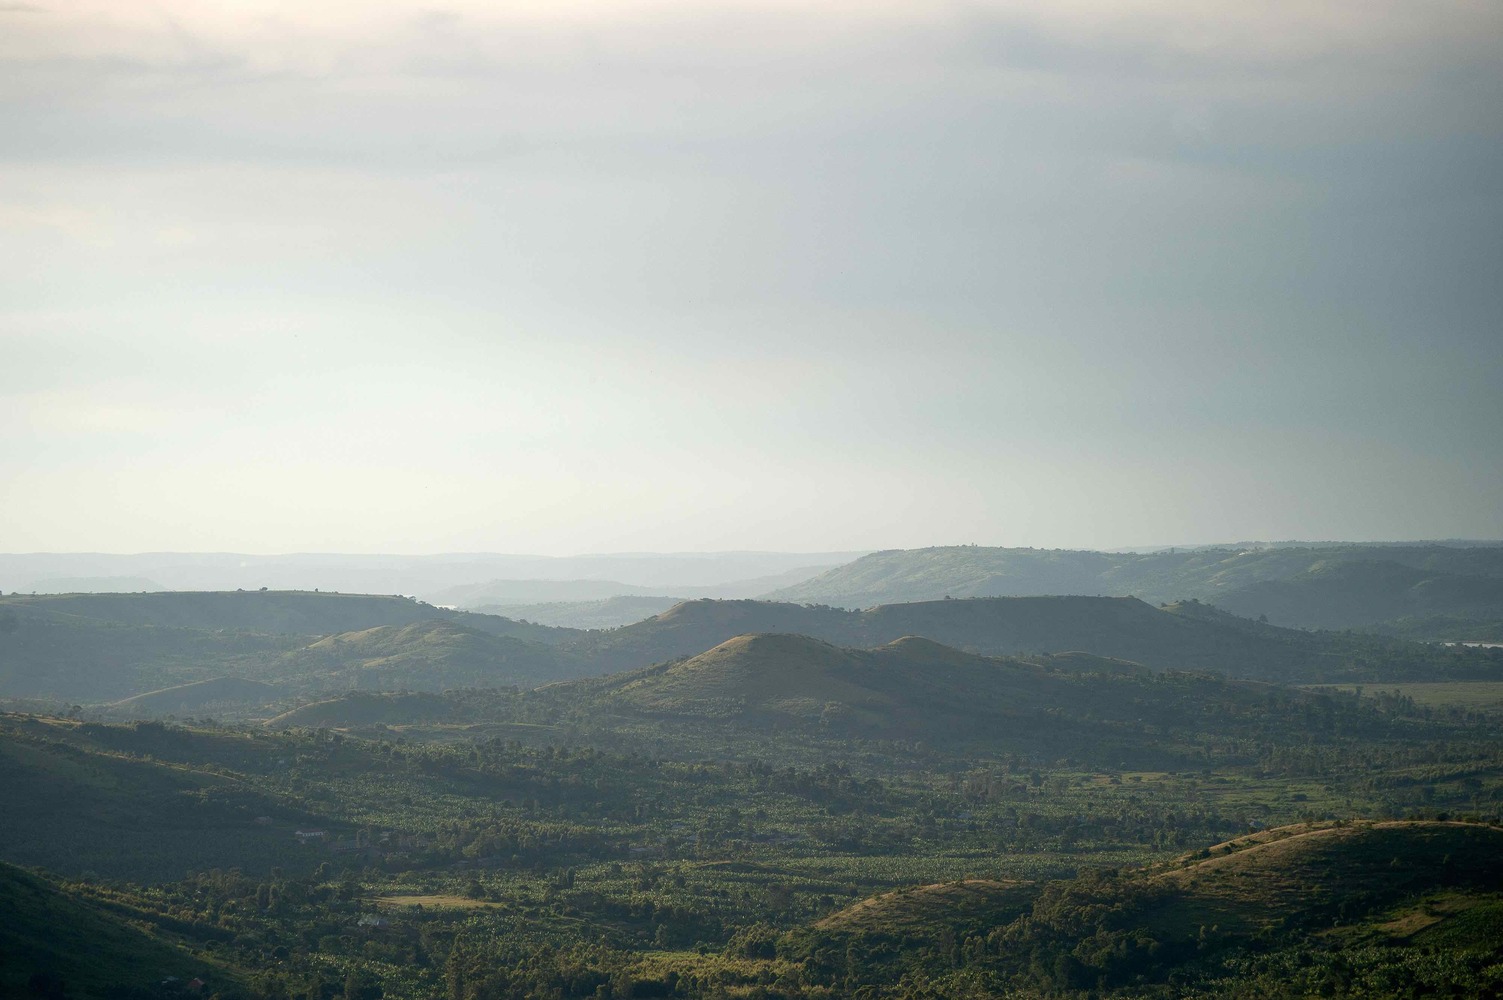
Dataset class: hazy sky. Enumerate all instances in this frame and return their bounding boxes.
[3,1,1500,554]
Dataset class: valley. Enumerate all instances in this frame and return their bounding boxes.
[2,549,1502,999]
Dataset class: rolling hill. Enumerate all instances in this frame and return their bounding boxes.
[514,631,1416,767]
[5,588,1495,715]
[562,595,1491,683]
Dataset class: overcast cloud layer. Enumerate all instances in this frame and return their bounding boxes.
[2,1,1500,553]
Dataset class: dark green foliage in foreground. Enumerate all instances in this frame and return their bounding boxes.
[3,696,1503,998]
[0,861,230,999]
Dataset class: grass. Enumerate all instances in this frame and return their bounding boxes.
[1308,681,1503,712]
[375,893,502,910]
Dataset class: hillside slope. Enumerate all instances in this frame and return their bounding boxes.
[0,591,581,707]
[0,614,299,702]
[277,619,587,691]
[0,861,229,999]
[0,715,331,881]
[799,821,1503,995]
[1216,559,1503,632]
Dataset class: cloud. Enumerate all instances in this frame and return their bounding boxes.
[1,0,1499,550]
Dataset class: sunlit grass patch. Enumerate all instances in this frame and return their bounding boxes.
[374,893,501,910]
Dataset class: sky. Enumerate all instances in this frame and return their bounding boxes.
[2,0,1500,554]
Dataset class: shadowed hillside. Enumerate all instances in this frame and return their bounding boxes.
[0,613,300,702]
[0,715,332,881]
[0,861,229,999]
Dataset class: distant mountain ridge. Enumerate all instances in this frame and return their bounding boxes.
[764,544,1503,636]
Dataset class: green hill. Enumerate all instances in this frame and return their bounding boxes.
[1147,820,1503,934]
[0,861,229,999]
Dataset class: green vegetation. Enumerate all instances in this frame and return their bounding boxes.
[4,696,1502,997]
[0,861,231,999]
[5,583,1503,999]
